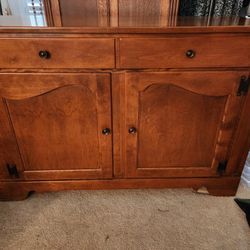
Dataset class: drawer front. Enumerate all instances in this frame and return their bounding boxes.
[0,38,115,69]
[118,36,250,68]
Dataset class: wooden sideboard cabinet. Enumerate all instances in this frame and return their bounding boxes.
[0,26,250,200]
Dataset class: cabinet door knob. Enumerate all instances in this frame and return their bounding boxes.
[39,50,51,59]
[186,50,196,58]
[102,128,111,135]
[128,127,137,134]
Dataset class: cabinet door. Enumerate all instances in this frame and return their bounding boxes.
[0,73,112,180]
[124,71,248,178]
[50,0,109,27]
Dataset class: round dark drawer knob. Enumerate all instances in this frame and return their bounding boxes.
[102,128,111,135]
[186,50,196,58]
[39,50,51,59]
[128,127,137,134]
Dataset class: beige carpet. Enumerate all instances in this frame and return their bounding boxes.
[0,183,250,250]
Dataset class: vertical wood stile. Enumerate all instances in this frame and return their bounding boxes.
[174,0,180,26]
[170,0,180,26]
[160,0,170,26]
[98,0,109,26]
[43,0,54,26]
[50,0,62,26]
[109,0,119,27]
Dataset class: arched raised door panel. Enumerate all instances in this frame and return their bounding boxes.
[124,71,248,178]
[0,73,112,180]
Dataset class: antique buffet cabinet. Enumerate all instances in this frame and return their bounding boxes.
[0,0,250,200]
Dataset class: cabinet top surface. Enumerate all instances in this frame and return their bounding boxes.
[1,17,250,34]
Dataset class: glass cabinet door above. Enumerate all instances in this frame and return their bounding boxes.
[0,0,47,26]
[0,0,249,28]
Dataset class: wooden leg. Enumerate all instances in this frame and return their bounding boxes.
[206,186,238,196]
[0,183,30,201]
[193,182,239,196]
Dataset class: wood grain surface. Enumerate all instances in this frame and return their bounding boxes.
[0,38,115,69]
[123,71,248,178]
[118,36,250,68]
[0,5,249,199]
[0,73,113,180]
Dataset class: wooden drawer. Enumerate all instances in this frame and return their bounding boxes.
[0,38,115,69]
[118,36,250,68]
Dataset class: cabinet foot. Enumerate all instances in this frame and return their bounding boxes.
[193,185,238,196]
[0,184,30,201]
[206,187,238,196]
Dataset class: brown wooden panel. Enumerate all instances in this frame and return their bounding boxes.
[138,84,226,168]
[43,0,54,26]
[110,0,119,27]
[226,84,250,175]
[59,0,108,27]
[0,73,112,180]
[119,0,165,27]
[60,0,99,26]
[112,73,126,178]
[48,0,177,28]
[118,36,250,68]
[0,38,115,69]
[0,99,23,180]
[124,71,248,178]
[49,0,62,26]
[117,0,179,27]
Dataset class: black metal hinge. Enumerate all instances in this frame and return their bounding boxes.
[7,164,19,178]
[237,76,250,96]
[217,160,228,175]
